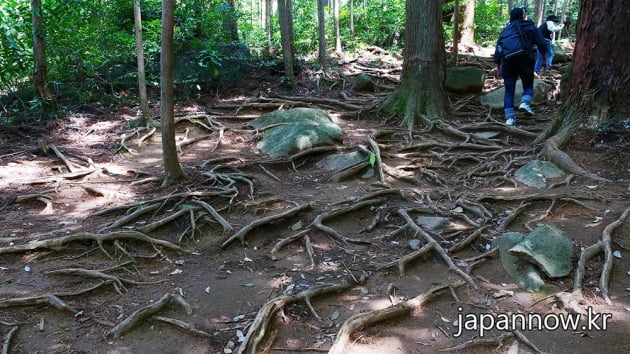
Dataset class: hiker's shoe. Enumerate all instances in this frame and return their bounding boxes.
[505,117,516,126]
[518,102,534,116]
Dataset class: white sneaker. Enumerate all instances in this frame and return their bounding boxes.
[505,117,516,126]
[518,102,534,116]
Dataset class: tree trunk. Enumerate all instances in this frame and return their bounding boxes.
[265,0,273,50]
[134,0,153,123]
[333,0,342,54]
[160,0,185,185]
[449,0,460,67]
[317,0,327,69]
[534,0,543,25]
[31,0,55,113]
[225,0,239,41]
[536,0,629,181]
[277,0,295,87]
[460,0,475,46]
[382,0,446,128]
[349,0,354,37]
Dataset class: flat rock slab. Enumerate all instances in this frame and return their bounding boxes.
[515,160,565,188]
[508,224,574,278]
[480,79,549,109]
[416,216,451,230]
[494,232,545,292]
[249,108,343,158]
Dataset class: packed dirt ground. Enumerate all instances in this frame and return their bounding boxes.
[1,50,630,354]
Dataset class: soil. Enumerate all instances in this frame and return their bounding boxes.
[1,52,630,354]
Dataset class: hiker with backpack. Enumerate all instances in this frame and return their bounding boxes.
[493,7,549,126]
[535,15,565,72]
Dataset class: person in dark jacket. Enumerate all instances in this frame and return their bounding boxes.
[535,15,565,72]
[493,8,549,126]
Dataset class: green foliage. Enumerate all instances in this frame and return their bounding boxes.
[475,1,505,45]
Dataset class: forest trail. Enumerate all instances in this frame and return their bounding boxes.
[1,56,630,354]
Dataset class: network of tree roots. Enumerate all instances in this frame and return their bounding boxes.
[1,56,628,354]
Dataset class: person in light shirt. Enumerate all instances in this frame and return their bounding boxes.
[535,15,565,72]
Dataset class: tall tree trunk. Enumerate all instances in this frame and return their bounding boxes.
[349,0,354,37]
[507,0,514,10]
[225,0,239,41]
[333,0,342,54]
[160,0,185,185]
[287,0,295,56]
[317,0,327,69]
[31,0,54,113]
[460,0,475,46]
[382,0,446,128]
[134,0,153,124]
[449,0,460,67]
[277,0,295,87]
[534,0,544,25]
[265,0,273,49]
[535,0,629,181]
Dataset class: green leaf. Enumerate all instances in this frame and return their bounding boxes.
[368,153,376,167]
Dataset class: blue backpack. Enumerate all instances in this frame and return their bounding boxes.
[498,21,531,61]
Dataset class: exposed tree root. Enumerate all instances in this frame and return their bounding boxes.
[221,203,312,248]
[23,168,98,184]
[557,206,630,309]
[328,161,370,182]
[270,230,310,253]
[449,226,490,253]
[45,261,165,295]
[1,325,19,354]
[311,199,380,245]
[541,126,609,182]
[236,277,361,354]
[476,192,601,203]
[328,282,465,354]
[106,293,192,339]
[153,316,214,337]
[0,231,187,258]
[368,134,387,185]
[398,209,477,287]
[379,242,436,275]
[498,203,530,232]
[440,332,514,352]
[0,280,113,313]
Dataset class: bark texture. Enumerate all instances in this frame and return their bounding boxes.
[383,0,446,128]
[160,0,185,184]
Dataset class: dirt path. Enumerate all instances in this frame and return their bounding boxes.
[1,67,630,354]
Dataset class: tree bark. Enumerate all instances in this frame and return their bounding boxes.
[449,0,460,67]
[460,0,475,46]
[160,0,185,185]
[317,0,327,69]
[31,0,54,113]
[225,0,239,41]
[382,0,446,128]
[134,0,152,123]
[333,0,342,54]
[277,0,295,87]
[535,0,629,181]
[534,0,544,26]
[349,0,354,37]
[265,0,273,50]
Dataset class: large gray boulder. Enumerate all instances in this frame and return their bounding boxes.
[352,73,376,92]
[445,66,486,94]
[515,160,565,188]
[494,232,545,292]
[508,224,574,278]
[480,79,549,109]
[249,108,343,158]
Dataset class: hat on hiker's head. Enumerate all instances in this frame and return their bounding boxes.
[546,15,559,22]
[510,7,525,21]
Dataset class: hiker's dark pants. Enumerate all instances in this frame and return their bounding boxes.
[501,55,536,111]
